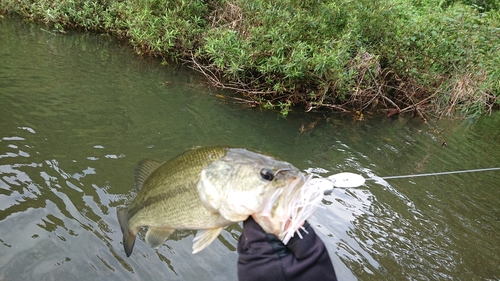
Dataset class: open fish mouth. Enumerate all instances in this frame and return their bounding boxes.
[259,172,327,244]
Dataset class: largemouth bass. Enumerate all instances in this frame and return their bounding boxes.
[117,146,315,257]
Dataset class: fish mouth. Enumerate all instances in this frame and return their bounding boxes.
[279,173,324,244]
[257,172,325,244]
[260,168,301,219]
[261,188,283,218]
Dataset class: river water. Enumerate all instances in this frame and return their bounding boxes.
[1,18,499,280]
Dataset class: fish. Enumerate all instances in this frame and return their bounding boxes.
[117,146,322,257]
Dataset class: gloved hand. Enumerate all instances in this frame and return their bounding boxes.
[237,216,338,281]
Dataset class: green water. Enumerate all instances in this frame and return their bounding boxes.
[1,18,499,280]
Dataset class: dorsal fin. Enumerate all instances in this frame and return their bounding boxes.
[135,159,164,191]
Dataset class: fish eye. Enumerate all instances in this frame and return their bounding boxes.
[260,168,274,181]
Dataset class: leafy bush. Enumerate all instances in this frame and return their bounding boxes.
[1,0,499,117]
[373,1,500,116]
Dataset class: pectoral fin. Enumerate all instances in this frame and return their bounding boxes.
[145,227,175,248]
[192,228,223,254]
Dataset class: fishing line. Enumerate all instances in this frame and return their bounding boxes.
[375,167,500,180]
[325,167,500,189]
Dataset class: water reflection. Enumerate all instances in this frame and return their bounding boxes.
[1,17,500,280]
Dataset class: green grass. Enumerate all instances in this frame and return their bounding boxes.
[1,0,499,118]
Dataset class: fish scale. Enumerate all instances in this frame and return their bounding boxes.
[128,147,229,229]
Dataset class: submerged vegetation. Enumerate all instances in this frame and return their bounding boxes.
[1,0,499,118]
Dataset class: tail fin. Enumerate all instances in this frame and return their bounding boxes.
[117,208,137,257]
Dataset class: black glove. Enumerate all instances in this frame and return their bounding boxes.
[237,217,338,281]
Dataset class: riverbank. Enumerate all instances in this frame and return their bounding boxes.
[1,0,499,118]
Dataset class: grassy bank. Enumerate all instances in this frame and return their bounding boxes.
[1,0,499,118]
